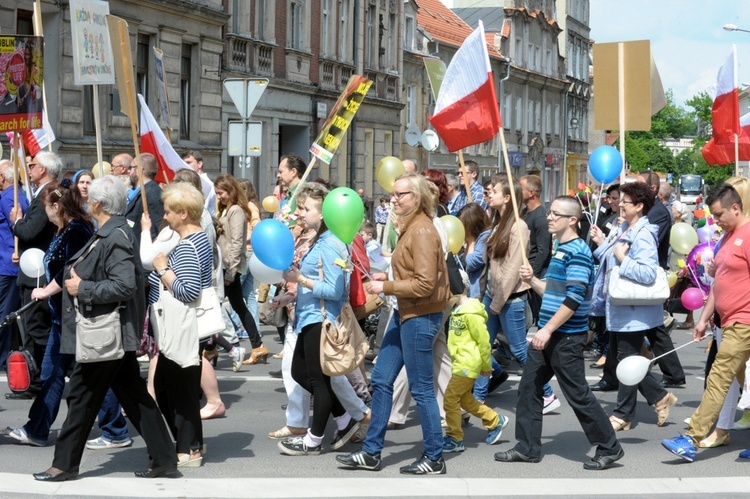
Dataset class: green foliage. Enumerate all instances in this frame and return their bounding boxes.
[685,91,712,140]
[650,89,696,139]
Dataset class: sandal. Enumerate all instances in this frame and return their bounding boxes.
[268,426,306,440]
[609,415,631,432]
[675,322,695,330]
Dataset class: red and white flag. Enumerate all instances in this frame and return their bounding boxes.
[5,110,56,156]
[429,21,501,152]
[138,94,214,201]
[702,111,750,165]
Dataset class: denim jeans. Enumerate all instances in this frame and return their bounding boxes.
[97,388,131,442]
[24,320,74,440]
[473,293,553,401]
[240,255,261,332]
[363,310,443,461]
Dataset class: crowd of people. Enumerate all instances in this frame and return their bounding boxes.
[1,149,750,480]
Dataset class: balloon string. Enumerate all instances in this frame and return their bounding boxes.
[651,332,713,364]
[686,265,708,298]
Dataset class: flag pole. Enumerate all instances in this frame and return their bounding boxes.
[618,43,626,181]
[12,133,20,255]
[457,151,474,202]
[735,133,740,177]
[286,156,318,210]
[498,128,529,267]
[33,0,52,152]
[92,85,104,177]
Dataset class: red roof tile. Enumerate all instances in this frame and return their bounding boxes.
[415,0,504,58]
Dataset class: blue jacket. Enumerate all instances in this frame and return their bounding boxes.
[464,229,489,299]
[293,230,349,333]
[592,216,663,332]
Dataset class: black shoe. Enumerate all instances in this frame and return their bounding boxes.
[331,419,361,450]
[661,379,686,388]
[589,380,618,392]
[5,392,34,400]
[336,450,382,470]
[488,371,510,394]
[583,349,601,360]
[278,436,321,456]
[494,448,540,463]
[134,465,178,478]
[583,447,624,470]
[33,470,78,482]
[589,362,605,369]
[399,454,446,475]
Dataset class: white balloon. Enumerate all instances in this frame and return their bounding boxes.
[248,254,283,284]
[616,355,652,387]
[19,248,45,279]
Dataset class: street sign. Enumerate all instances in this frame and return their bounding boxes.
[228,121,262,157]
[224,78,268,119]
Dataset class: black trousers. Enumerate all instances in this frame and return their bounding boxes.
[154,354,203,454]
[514,332,621,459]
[52,352,175,473]
[612,329,669,422]
[19,285,50,387]
[291,322,345,438]
[224,274,262,349]
[646,324,686,383]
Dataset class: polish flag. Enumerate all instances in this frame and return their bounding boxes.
[710,46,740,143]
[702,112,750,165]
[429,21,501,152]
[138,94,214,203]
[5,110,56,156]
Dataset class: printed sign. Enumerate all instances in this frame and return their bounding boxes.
[310,75,372,164]
[0,36,44,132]
[70,0,115,85]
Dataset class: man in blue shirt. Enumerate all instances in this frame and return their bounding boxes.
[0,160,29,370]
[452,160,488,212]
[494,195,623,470]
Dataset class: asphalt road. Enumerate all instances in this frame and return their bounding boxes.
[1,320,750,498]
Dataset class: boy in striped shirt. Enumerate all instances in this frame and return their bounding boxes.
[494,196,624,471]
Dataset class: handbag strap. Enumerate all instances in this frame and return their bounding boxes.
[72,239,98,313]
[318,255,326,321]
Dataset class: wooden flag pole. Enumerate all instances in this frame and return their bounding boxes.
[457,151,474,202]
[498,128,529,267]
[12,133,20,255]
[92,85,104,177]
[617,43,626,181]
[735,133,740,177]
[33,0,52,152]
[285,156,318,210]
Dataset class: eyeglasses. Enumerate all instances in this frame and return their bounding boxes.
[620,200,636,205]
[548,211,574,220]
[392,191,413,200]
[127,165,137,170]
[28,163,38,170]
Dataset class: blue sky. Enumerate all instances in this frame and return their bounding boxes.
[590,0,750,107]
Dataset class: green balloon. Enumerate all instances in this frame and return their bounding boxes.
[322,187,364,244]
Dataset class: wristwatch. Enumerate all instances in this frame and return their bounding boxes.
[158,267,169,277]
[299,277,308,288]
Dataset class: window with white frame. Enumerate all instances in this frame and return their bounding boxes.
[340,0,349,61]
[504,94,512,130]
[554,104,560,136]
[404,15,414,50]
[545,103,551,135]
[366,6,375,68]
[406,85,416,125]
[515,97,523,131]
[534,101,541,133]
[322,0,330,56]
[527,102,534,135]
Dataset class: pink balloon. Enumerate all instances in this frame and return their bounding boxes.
[681,287,705,311]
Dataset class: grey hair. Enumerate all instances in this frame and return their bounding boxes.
[0,160,13,183]
[34,151,63,180]
[88,175,127,215]
[445,173,459,189]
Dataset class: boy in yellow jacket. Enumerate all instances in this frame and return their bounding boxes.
[443,295,509,452]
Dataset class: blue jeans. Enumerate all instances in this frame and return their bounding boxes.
[24,320,74,440]
[97,388,131,442]
[363,310,443,461]
[240,255,260,332]
[473,293,553,401]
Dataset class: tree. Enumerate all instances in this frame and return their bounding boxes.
[650,89,695,139]
[685,91,712,140]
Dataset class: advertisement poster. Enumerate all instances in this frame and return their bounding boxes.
[70,0,115,85]
[310,75,372,163]
[0,36,44,132]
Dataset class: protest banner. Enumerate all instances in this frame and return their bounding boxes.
[0,36,43,133]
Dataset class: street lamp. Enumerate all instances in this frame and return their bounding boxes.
[724,24,750,34]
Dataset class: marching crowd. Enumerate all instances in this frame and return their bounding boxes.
[1,149,750,480]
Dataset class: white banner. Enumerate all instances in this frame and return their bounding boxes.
[70,0,115,85]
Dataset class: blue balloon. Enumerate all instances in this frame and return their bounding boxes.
[251,219,294,270]
[588,145,623,184]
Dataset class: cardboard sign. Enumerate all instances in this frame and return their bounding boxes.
[70,0,115,85]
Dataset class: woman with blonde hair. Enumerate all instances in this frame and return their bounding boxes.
[338,172,450,474]
[214,174,267,364]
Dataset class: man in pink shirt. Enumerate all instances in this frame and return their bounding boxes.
[663,184,750,462]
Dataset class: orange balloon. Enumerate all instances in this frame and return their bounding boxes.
[262,195,279,213]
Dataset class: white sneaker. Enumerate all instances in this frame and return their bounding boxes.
[542,395,561,415]
[232,347,246,372]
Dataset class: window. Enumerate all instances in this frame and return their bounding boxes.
[388,12,396,68]
[404,15,415,50]
[554,104,560,135]
[504,94,512,130]
[180,44,192,140]
[136,34,150,102]
[365,6,375,68]
[515,37,523,62]
[340,0,349,60]
[17,9,33,34]
[290,1,303,50]
[83,86,95,135]
[322,0,330,56]
[534,101,541,133]
[515,97,523,131]
[545,103,551,135]
[257,0,266,39]
[527,101,533,134]
[406,86,416,125]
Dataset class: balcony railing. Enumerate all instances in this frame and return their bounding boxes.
[225,33,274,76]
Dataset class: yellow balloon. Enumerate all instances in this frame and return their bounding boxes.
[666,270,678,288]
[375,156,405,193]
[440,215,465,254]
[91,161,111,178]
[669,222,699,255]
[262,195,280,213]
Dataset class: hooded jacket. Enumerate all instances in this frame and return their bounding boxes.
[447,298,491,378]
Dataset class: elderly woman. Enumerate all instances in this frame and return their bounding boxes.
[33,176,175,482]
[149,183,213,468]
[338,172,450,474]
[590,182,677,432]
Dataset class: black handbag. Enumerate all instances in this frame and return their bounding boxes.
[446,252,468,295]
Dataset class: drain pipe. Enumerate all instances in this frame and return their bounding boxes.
[496,57,512,172]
